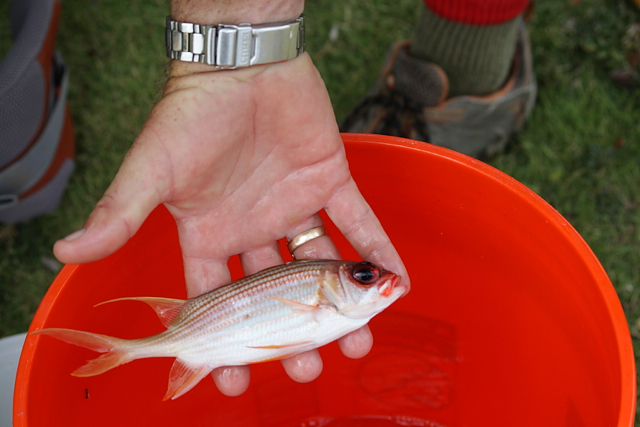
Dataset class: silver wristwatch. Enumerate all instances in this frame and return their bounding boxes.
[165,15,305,69]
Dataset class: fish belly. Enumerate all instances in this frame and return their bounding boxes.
[173,308,369,367]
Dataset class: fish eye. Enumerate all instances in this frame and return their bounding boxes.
[352,263,380,285]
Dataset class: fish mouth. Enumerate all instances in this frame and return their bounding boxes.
[393,285,409,298]
[395,283,409,298]
[391,274,410,298]
[380,274,408,298]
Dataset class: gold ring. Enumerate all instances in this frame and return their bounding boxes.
[287,226,326,256]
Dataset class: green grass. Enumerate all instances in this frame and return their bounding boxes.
[1,0,639,421]
[0,0,167,337]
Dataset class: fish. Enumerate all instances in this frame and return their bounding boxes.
[32,259,407,400]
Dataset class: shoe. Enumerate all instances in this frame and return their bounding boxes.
[339,23,536,159]
[0,0,75,224]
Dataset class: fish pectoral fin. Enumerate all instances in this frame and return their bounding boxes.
[163,359,212,401]
[245,342,313,363]
[247,352,296,364]
[271,296,318,314]
[95,297,187,328]
[247,341,313,350]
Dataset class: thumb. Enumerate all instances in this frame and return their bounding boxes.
[53,139,170,264]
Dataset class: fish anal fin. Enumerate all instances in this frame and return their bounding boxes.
[96,297,187,328]
[271,297,318,314]
[163,359,212,401]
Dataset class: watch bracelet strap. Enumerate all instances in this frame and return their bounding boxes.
[165,15,305,69]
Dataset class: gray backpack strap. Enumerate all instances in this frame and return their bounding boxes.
[0,0,75,224]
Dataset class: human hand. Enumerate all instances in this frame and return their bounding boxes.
[53,5,409,398]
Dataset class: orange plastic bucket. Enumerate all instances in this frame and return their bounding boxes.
[14,134,636,426]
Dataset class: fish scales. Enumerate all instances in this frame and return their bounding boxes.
[180,262,320,321]
[182,263,323,326]
[141,262,352,363]
[162,270,325,356]
[168,262,325,341]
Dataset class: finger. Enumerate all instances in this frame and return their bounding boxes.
[212,365,251,397]
[285,215,340,260]
[239,242,284,275]
[183,256,243,396]
[337,325,373,359]
[206,244,283,396]
[183,254,242,395]
[325,178,410,290]
[206,245,284,397]
[53,137,170,265]
[280,349,323,383]
[283,215,374,374]
[282,217,338,382]
[281,217,336,382]
[182,256,231,298]
[218,244,319,393]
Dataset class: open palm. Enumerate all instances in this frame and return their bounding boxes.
[54,54,408,396]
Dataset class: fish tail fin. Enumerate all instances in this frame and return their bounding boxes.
[71,350,131,377]
[31,328,133,376]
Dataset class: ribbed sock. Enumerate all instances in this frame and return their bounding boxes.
[410,4,522,97]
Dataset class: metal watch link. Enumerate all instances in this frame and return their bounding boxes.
[165,15,305,69]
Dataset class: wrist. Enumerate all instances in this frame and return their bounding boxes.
[166,4,305,78]
[170,0,304,26]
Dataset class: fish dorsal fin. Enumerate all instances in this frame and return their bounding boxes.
[164,359,212,401]
[95,297,187,328]
[271,296,318,314]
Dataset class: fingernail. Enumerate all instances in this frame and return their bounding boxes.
[63,228,85,242]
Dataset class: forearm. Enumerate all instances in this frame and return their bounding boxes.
[170,0,304,25]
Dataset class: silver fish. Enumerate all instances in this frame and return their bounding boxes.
[32,259,407,400]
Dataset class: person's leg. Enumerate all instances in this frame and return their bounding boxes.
[412,1,526,96]
[340,0,536,159]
